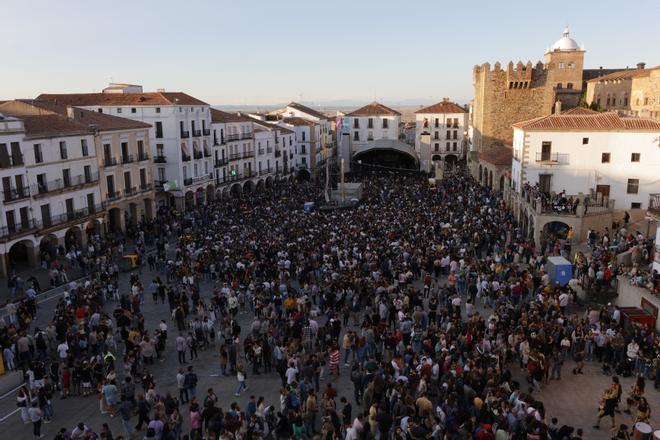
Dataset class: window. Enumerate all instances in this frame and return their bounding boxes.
[302,131,306,141]
[434,118,439,128]
[367,118,373,129]
[59,141,68,160]
[446,142,450,152]
[631,153,640,162]
[446,130,451,139]
[452,131,457,140]
[382,119,388,129]
[568,62,575,69]
[353,119,359,129]
[601,153,611,163]
[353,132,359,141]
[155,107,161,114]
[155,122,163,138]
[566,83,573,89]
[556,83,562,89]
[631,202,642,209]
[541,141,552,161]
[131,108,136,113]
[81,139,89,156]
[62,169,71,187]
[582,137,589,145]
[97,108,103,113]
[34,144,43,163]
[367,131,373,140]
[434,131,439,140]
[626,178,639,194]
[453,142,457,151]
[558,62,564,69]
[84,165,92,182]
[117,108,122,113]
[434,143,439,152]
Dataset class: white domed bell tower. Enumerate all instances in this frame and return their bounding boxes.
[544,27,585,92]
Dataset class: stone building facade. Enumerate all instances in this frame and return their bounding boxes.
[471,28,585,152]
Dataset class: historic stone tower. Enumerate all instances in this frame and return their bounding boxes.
[471,28,585,151]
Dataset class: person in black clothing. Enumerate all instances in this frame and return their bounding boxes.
[593,386,618,429]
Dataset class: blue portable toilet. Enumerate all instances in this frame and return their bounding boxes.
[546,256,572,286]
[303,202,315,213]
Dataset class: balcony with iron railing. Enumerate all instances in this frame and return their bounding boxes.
[121,154,135,164]
[181,130,190,138]
[242,151,255,159]
[138,152,149,162]
[0,219,39,240]
[184,177,193,186]
[103,157,118,167]
[204,149,212,157]
[3,187,30,203]
[0,153,24,168]
[40,203,106,229]
[107,190,121,201]
[124,187,138,197]
[275,150,281,158]
[192,129,202,137]
[140,183,153,193]
[241,132,252,140]
[226,133,240,142]
[182,152,191,162]
[32,172,99,197]
[229,153,242,161]
[257,149,265,156]
[192,173,213,184]
[203,128,210,136]
[259,167,273,176]
[193,150,203,160]
[266,147,273,154]
[154,155,167,163]
[215,158,229,167]
[535,152,570,165]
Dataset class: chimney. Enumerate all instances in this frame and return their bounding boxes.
[637,62,646,70]
[66,105,75,119]
[554,101,562,114]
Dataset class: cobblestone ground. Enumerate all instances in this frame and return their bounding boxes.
[0,262,658,439]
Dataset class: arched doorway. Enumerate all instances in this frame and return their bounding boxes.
[445,155,458,167]
[185,191,195,209]
[85,219,100,237]
[7,239,36,273]
[543,221,570,241]
[230,183,242,198]
[64,226,82,251]
[194,188,205,206]
[108,207,122,232]
[478,165,483,183]
[296,169,311,182]
[126,203,138,230]
[206,184,215,203]
[39,234,59,267]
[432,155,442,162]
[488,170,493,188]
[265,176,274,187]
[243,180,254,194]
[143,198,154,220]
[256,179,265,191]
[499,175,505,192]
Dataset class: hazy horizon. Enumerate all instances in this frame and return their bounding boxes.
[2,0,658,104]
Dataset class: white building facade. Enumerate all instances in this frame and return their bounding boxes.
[346,102,401,147]
[414,99,468,172]
[38,86,215,208]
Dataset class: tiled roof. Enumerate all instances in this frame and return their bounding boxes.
[250,118,295,134]
[23,100,151,131]
[0,99,150,138]
[287,102,328,120]
[36,91,208,106]
[415,99,466,114]
[560,107,599,115]
[282,117,316,127]
[587,66,659,82]
[346,102,401,116]
[210,109,253,123]
[513,112,660,131]
[479,145,512,166]
[19,115,93,139]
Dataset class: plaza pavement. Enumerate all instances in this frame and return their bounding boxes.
[0,262,658,439]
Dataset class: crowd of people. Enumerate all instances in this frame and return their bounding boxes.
[0,166,658,440]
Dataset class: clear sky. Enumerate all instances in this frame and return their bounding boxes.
[2,0,658,106]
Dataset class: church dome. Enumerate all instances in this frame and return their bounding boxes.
[551,27,580,51]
